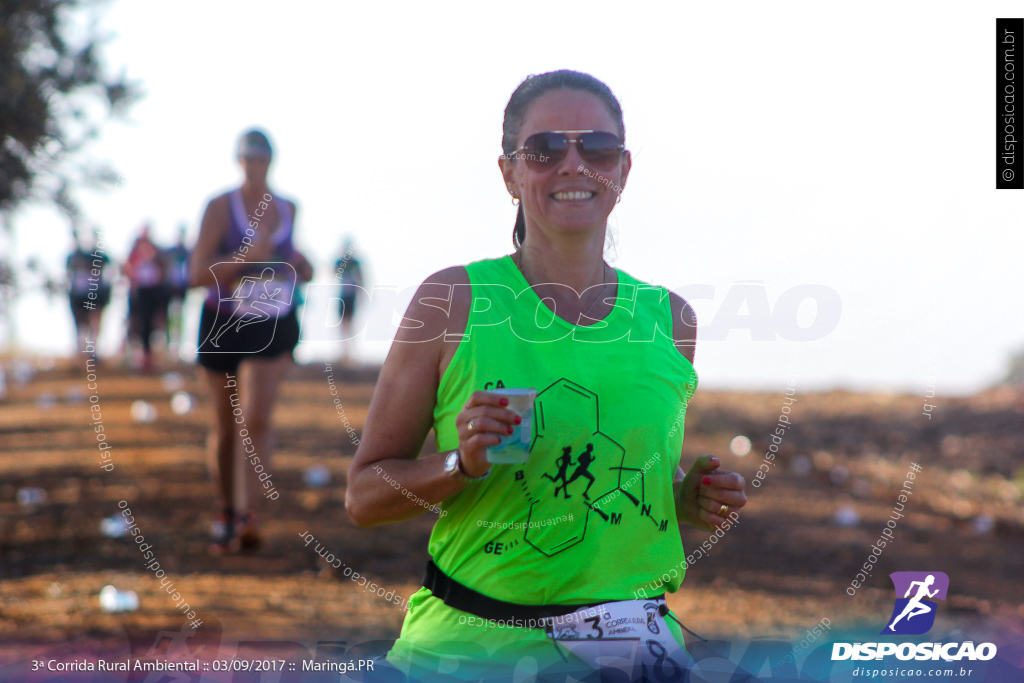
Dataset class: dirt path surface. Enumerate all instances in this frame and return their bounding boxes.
[2,359,1023,656]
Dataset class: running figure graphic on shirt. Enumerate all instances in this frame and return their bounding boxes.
[888,574,939,630]
[543,443,596,500]
[209,267,285,347]
[543,446,575,499]
[564,443,596,499]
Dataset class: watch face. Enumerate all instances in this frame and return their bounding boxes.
[445,450,459,476]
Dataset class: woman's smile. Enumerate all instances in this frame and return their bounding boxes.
[550,190,596,202]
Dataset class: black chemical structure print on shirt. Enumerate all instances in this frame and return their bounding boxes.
[508,378,671,558]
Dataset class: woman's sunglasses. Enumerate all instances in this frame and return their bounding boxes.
[511,130,624,171]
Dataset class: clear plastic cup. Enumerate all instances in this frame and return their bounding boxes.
[99,585,138,613]
[486,388,536,464]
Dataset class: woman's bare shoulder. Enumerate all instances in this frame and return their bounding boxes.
[425,265,469,287]
[395,265,470,345]
[666,289,697,366]
[206,190,232,209]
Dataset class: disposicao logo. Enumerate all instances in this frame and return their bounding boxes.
[832,571,997,662]
[882,571,948,635]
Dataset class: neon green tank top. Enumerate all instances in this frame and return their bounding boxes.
[429,255,698,604]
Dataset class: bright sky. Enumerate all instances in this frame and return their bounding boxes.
[7,1,1022,395]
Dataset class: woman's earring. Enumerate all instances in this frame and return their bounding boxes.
[615,194,622,204]
[511,195,520,206]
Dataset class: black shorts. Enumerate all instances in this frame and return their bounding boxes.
[95,288,112,308]
[339,292,358,320]
[195,303,300,374]
[70,290,110,323]
[130,285,169,320]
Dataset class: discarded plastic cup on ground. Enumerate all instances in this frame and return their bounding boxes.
[170,391,193,415]
[833,505,860,527]
[304,465,331,487]
[99,585,138,613]
[100,516,129,538]
[131,400,157,423]
[485,388,536,464]
[17,488,47,506]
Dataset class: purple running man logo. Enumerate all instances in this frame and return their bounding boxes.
[881,571,949,635]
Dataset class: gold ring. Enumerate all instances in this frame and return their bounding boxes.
[718,504,729,517]
[467,420,477,433]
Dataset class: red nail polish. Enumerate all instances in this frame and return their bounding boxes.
[500,398,509,406]
[702,477,712,485]
[508,426,514,434]
[514,415,522,424]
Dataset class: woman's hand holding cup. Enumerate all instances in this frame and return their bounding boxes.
[454,391,524,478]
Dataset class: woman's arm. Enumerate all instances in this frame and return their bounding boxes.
[345,266,521,527]
[189,195,233,288]
[667,290,748,529]
[669,290,697,368]
[291,250,314,283]
[282,201,313,283]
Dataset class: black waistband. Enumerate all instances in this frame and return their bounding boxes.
[421,559,663,624]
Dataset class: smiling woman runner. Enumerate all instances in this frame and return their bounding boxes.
[345,70,747,682]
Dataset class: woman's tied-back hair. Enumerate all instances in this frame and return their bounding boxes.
[502,70,625,249]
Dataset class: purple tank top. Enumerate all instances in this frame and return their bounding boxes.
[205,189,297,312]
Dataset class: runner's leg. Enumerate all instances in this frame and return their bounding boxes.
[237,353,293,512]
[139,288,160,368]
[70,297,86,353]
[88,308,103,351]
[906,603,931,620]
[203,368,239,513]
[340,300,355,364]
[889,603,915,628]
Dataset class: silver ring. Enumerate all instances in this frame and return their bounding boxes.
[467,419,477,433]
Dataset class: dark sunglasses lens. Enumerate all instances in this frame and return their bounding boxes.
[522,132,568,168]
[579,132,622,169]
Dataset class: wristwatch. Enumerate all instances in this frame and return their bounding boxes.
[444,449,490,482]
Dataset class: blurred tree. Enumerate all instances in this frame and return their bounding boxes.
[0,0,141,223]
[1003,347,1024,386]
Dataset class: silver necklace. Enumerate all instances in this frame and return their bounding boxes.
[513,251,611,323]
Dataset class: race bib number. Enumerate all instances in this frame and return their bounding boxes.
[543,598,691,681]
